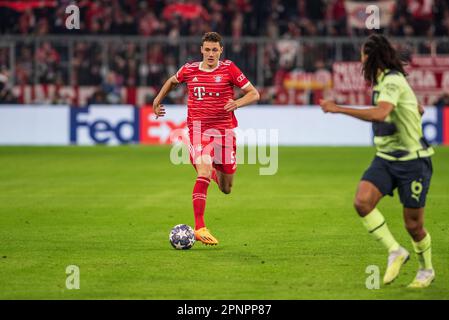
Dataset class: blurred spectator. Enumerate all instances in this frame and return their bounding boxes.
[102,71,122,104]
[408,0,433,36]
[51,91,73,105]
[0,48,9,72]
[434,92,449,107]
[18,9,35,34]
[15,46,33,85]
[72,42,102,85]
[146,44,165,86]
[87,86,108,105]
[35,42,60,84]
[0,69,18,104]
[326,0,347,36]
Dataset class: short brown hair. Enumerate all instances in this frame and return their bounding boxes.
[202,32,222,46]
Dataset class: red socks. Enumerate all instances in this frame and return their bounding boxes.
[192,176,210,230]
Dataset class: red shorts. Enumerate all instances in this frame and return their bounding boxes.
[188,131,237,174]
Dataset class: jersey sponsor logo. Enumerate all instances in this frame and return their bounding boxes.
[193,86,220,99]
[193,86,206,100]
[193,77,198,82]
[237,74,246,82]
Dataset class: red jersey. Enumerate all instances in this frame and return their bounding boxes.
[175,59,250,135]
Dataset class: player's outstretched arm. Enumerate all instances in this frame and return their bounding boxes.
[152,75,179,118]
[224,83,260,112]
[319,99,394,122]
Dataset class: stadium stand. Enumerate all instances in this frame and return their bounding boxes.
[1,0,449,106]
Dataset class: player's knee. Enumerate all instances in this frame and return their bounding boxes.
[353,195,375,216]
[197,166,213,179]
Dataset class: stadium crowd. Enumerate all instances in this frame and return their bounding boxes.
[2,0,449,38]
[2,0,348,37]
[1,0,449,106]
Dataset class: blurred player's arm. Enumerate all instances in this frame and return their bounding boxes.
[224,83,260,112]
[319,99,394,122]
[152,75,179,118]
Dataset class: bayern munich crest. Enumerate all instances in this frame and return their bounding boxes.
[215,76,222,82]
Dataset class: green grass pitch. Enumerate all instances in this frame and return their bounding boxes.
[0,146,448,299]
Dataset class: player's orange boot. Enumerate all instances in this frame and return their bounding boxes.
[194,227,218,245]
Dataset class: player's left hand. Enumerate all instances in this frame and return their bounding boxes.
[224,99,239,112]
[319,99,338,113]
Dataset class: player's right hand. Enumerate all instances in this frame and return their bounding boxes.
[319,99,338,113]
[153,102,166,119]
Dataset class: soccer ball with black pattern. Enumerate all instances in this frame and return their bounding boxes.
[169,224,195,250]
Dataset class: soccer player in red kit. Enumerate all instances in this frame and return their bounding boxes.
[152,32,260,246]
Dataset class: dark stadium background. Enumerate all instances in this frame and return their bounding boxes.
[1,0,449,108]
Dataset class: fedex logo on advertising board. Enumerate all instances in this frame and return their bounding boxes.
[69,105,449,146]
[70,107,139,145]
[70,106,187,145]
[139,107,187,145]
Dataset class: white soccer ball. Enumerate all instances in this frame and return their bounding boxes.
[169,224,195,250]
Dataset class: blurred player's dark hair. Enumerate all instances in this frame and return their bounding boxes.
[202,32,222,46]
[362,34,407,85]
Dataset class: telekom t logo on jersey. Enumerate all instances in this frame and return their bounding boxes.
[194,87,206,100]
[193,86,220,100]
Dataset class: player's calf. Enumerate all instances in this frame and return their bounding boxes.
[216,171,234,195]
[220,184,232,194]
[405,221,426,242]
[403,207,426,242]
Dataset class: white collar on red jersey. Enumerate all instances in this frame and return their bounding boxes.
[199,61,221,72]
